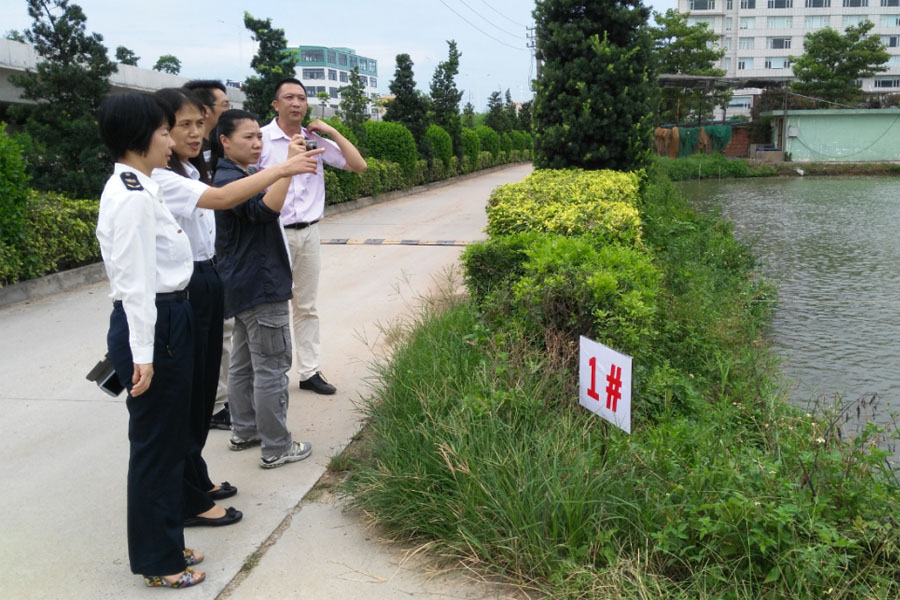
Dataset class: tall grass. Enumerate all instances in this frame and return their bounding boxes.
[341,170,900,598]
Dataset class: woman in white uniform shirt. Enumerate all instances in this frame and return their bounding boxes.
[150,88,322,526]
[97,92,204,588]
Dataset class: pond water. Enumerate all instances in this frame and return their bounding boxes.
[681,176,900,422]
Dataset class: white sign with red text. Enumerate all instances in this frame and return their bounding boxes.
[579,336,632,434]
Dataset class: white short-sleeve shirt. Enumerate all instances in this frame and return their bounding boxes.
[97,163,193,363]
[152,162,216,261]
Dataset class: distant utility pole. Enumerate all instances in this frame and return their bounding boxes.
[527,26,540,89]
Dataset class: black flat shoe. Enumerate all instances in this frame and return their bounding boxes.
[208,481,237,500]
[184,506,243,527]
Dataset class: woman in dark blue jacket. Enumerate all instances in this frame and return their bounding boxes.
[212,109,318,469]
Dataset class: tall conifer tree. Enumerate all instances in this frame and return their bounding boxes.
[429,40,464,158]
[9,0,117,197]
[243,12,296,122]
[384,53,429,154]
[532,0,655,170]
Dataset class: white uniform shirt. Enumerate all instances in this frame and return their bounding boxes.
[96,163,193,364]
[258,119,347,225]
[151,163,215,261]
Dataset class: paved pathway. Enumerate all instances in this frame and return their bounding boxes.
[0,165,533,599]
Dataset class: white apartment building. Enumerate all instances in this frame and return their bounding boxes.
[679,0,900,115]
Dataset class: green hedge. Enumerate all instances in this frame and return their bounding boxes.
[363,121,418,180]
[358,157,406,197]
[0,190,100,286]
[485,168,643,246]
[500,132,513,155]
[0,124,28,249]
[461,128,481,173]
[425,124,453,170]
[475,125,501,160]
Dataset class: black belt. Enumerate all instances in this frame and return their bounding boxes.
[194,257,217,268]
[113,290,189,308]
[284,219,319,230]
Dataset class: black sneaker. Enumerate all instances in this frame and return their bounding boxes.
[298,371,336,395]
[210,404,231,430]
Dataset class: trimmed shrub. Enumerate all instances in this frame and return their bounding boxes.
[510,130,528,152]
[500,132,513,155]
[359,157,407,196]
[486,169,643,246]
[461,128,481,173]
[1,190,100,286]
[461,231,541,304]
[363,121,418,179]
[324,165,359,205]
[321,118,360,149]
[511,235,660,354]
[0,124,29,248]
[479,151,493,170]
[448,156,459,177]
[475,125,501,160]
[425,124,453,170]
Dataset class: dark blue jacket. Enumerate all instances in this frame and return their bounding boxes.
[213,158,292,318]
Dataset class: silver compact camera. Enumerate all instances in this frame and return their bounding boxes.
[305,139,318,151]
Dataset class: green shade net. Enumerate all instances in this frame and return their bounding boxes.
[704,125,733,153]
[677,127,701,157]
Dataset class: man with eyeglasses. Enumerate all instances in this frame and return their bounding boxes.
[183,80,231,166]
[183,79,234,431]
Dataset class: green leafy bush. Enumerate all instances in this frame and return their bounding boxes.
[324,165,358,205]
[655,153,778,181]
[461,232,541,304]
[461,128,481,173]
[1,190,100,286]
[0,124,28,248]
[510,130,528,152]
[478,151,493,170]
[425,124,453,170]
[486,169,642,246]
[500,132,512,155]
[363,121,418,179]
[475,125,501,160]
[321,118,360,148]
[359,157,406,196]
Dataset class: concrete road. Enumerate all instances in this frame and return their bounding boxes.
[0,164,533,600]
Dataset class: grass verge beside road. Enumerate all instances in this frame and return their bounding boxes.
[657,153,900,181]
[337,167,900,599]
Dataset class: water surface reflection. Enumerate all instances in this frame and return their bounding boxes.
[682,177,900,419]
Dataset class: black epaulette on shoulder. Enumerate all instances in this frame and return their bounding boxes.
[120,172,144,191]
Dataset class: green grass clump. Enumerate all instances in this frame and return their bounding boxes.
[343,166,900,598]
[656,154,778,181]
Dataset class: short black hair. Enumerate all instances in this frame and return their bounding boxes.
[183,79,226,109]
[98,92,173,160]
[273,78,307,100]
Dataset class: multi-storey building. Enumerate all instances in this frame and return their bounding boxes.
[678,0,900,115]
[292,46,380,118]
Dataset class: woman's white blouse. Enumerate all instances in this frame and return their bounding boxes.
[96,163,193,364]
[151,162,215,261]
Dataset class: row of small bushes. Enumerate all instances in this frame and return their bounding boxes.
[0,190,100,286]
[344,166,900,597]
[0,115,531,286]
[324,139,532,206]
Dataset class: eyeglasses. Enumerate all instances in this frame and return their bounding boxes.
[216,100,232,109]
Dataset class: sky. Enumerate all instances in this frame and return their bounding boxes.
[2,0,678,112]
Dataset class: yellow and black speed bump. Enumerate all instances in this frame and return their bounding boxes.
[321,238,472,247]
